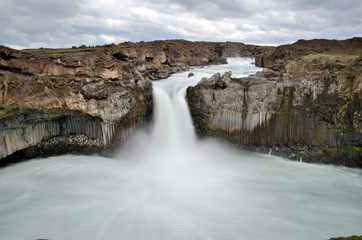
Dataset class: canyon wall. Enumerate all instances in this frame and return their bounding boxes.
[5,37,359,167]
[1,40,268,161]
[187,38,362,167]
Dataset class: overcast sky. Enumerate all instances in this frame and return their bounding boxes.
[1,0,361,49]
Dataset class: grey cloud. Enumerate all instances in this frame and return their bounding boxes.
[0,0,82,47]
[150,0,251,19]
[0,0,361,49]
[4,0,80,17]
[285,0,361,11]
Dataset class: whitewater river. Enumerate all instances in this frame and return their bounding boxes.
[1,58,362,240]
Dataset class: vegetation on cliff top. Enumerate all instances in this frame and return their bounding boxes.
[330,236,362,240]
[22,46,98,56]
[295,53,360,73]
[299,53,359,63]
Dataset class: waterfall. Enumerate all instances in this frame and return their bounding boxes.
[1,59,362,240]
[151,82,196,152]
[149,58,261,154]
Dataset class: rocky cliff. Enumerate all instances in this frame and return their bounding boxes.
[187,38,362,167]
[1,40,270,162]
[1,40,259,162]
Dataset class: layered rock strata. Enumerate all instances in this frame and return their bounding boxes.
[187,38,362,167]
[1,40,267,161]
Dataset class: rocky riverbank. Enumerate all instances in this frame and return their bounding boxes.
[187,38,362,168]
[0,40,269,162]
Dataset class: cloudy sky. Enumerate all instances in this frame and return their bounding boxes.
[1,0,361,49]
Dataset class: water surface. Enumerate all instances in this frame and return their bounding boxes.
[1,58,361,240]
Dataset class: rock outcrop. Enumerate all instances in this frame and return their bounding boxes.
[255,37,362,70]
[0,46,152,161]
[220,42,274,58]
[187,38,362,168]
[3,40,263,162]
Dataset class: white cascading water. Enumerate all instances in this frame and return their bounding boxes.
[1,58,362,240]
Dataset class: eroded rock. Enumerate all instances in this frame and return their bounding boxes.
[1,40,270,161]
[187,38,362,167]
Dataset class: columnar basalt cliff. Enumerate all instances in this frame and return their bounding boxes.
[0,46,151,161]
[0,40,246,161]
[187,38,362,167]
[0,40,270,161]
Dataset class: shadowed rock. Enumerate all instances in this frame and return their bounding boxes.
[187,38,362,168]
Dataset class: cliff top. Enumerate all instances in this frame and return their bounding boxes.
[18,39,270,56]
[256,37,362,71]
[2,37,361,58]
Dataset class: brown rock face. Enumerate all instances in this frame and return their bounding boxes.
[0,40,271,162]
[0,44,157,160]
[255,37,362,69]
[187,38,362,168]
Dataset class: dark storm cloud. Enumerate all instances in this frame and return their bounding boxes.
[0,0,361,49]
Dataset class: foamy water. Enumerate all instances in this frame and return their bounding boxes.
[1,59,361,240]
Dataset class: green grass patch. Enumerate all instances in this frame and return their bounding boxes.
[22,47,96,56]
[352,146,361,151]
[329,128,338,133]
[296,53,359,73]
[299,53,359,64]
